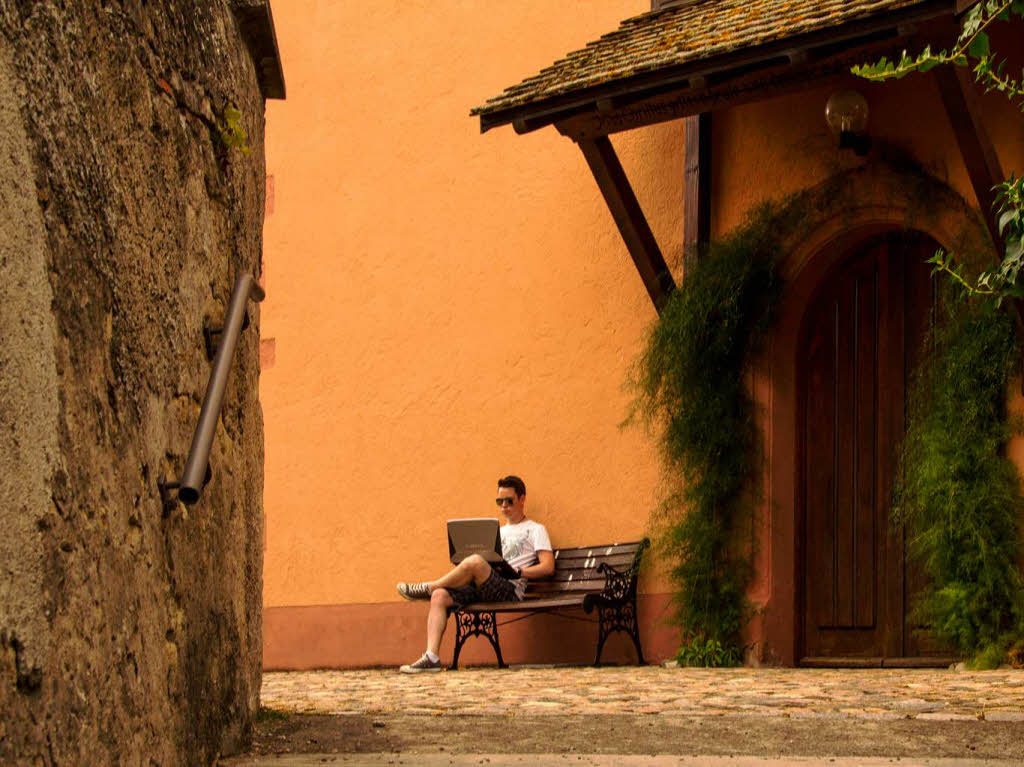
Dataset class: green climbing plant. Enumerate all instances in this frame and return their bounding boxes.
[894,297,1024,667]
[629,200,795,663]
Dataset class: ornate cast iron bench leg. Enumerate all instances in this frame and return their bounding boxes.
[594,598,644,665]
[585,540,649,666]
[452,610,506,670]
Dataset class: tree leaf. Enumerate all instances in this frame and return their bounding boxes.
[969,31,991,59]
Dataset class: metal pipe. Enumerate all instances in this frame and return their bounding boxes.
[179,272,265,504]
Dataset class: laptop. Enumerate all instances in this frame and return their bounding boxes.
[446,518,519,579]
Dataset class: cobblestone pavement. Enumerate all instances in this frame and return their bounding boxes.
[226,755,1020,766]
[261,666,1024,721]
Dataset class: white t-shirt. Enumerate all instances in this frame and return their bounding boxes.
[500,519,552,599]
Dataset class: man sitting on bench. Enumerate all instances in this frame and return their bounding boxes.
[396,474,554,673]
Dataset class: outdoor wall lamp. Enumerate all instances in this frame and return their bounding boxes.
[826,89,871,156]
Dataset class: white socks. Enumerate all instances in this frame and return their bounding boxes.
[425,650,439,663]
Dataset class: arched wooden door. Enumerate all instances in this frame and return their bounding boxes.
[799,231,942,664]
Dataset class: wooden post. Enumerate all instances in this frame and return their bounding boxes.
[577,136,677,313]
[683,112,712,273]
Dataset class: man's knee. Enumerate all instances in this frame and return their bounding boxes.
[464,555,493,585]
[431,588,454,607]
[462,553,487,569]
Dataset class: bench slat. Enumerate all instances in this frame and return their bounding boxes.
[528,580,610,594]
[553,542,644,558]
[463,595,584,612]
[548,568,613,582]
[552,553,637,570]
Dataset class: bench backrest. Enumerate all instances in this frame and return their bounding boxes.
[523,540,648,600]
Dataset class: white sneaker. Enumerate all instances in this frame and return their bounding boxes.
[399,654,443,673]
[397,582,431,600]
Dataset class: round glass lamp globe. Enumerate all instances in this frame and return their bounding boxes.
[825,89,869,134]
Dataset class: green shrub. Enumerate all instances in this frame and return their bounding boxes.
[677,636,743,667]
[630,200,791,661]
[895,299,1024,663]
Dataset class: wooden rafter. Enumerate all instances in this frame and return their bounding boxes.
[577,136,676,312]
[933,63,1024,359]
[933,66,1004,247]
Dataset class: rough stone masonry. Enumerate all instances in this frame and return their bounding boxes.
[0,1,282,764]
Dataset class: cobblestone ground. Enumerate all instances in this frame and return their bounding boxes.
[260,666,1024,721]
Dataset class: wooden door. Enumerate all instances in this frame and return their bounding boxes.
[800,231,935,663]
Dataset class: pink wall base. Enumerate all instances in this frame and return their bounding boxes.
[264,593,681,669]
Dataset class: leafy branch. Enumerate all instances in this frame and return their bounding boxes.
[854,0,1024,305]
[925,176,1024,305]
[852,0,1023,103]
[926,250,995,297]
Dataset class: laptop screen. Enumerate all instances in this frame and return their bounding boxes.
[447,518,502,563]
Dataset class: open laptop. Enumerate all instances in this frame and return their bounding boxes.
[446,518,519,579]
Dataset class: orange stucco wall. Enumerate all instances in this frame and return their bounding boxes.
[262,2,1024,668]
[261,0,682,667]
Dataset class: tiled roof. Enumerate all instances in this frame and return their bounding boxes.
[472,0,932,119]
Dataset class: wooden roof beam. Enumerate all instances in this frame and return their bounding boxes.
[554,37,912,141]
[230,0,286,99]
[577,136,676,312]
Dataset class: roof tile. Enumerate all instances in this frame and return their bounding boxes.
[472,0,928,117]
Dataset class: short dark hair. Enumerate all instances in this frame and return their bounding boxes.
[497,475,526,498]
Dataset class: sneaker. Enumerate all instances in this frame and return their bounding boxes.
[397,582,431,600]
[399,653,443,673]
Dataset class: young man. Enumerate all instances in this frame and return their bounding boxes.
[396,475,554,673]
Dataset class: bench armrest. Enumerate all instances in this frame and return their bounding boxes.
[582,538,649,612]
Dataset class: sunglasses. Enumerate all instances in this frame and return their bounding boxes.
[495,497,516,507]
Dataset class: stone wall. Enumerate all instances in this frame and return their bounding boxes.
[0,2,276,763]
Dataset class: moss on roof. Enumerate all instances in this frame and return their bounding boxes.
[472,0,929,118]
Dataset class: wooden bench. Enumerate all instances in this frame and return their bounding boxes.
[450,538,649,669]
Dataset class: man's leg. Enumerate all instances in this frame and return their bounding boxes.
[399,587,456,673]
[426,588,454,657]
[398,554,494,603]
[426,553,492,592]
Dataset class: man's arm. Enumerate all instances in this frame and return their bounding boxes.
[519,549,554,580]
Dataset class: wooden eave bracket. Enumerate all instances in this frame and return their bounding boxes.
[231,0,286,100]
[933,66,1003,247]
[933,64,1024,367]
[577,136,676,313]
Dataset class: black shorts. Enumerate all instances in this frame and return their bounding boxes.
[446,567,520,608]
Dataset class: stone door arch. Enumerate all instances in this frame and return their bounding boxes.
[753,165,989,666]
